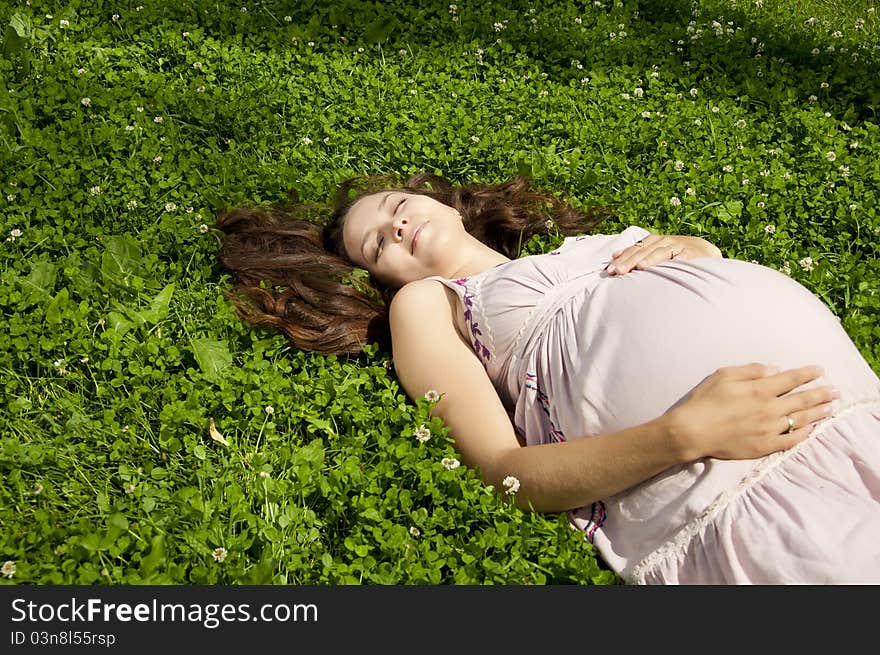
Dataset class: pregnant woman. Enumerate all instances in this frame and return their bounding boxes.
[216,173,880,584]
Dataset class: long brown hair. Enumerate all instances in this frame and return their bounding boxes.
[215,173,613,355]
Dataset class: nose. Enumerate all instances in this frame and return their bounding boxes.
[392,215,408,242]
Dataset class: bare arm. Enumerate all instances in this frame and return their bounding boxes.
[389,280,836,513]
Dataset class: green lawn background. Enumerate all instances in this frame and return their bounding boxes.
[0,0,877,584]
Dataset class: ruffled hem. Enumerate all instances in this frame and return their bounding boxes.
[628,398,880,585]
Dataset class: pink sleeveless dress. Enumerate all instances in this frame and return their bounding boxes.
[426,226,880,584]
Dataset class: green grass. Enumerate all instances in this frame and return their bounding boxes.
[0,0,878,584]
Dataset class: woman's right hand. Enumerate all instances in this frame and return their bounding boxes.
[664,363,839,461]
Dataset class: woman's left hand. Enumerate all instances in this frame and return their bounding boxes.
[605,233,723,276]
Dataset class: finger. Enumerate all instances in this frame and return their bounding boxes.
[717,362,780,381]
[775,422,817,451]
[608,236,660,271]
[635,245,682,269]
[764,365,825,397]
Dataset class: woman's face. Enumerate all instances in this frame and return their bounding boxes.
[342,190,466,288]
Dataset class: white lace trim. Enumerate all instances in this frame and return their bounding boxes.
[628,397,880,585]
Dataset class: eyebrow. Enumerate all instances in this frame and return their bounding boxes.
[359,192,393,263]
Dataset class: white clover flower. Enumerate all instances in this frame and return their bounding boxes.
[674,160,686,171]
[414,424,431,443]
[307,41,314,46]
[424,390,440,403]
[113,14,120,22]
[137,106,144,112]
[164,202,177,212]
[212,547,228,562]
[126,200,138,209]
[722,164,734,173]
[765,224,776,234]
[502,475,520,495]
[811,48,820,56]
[760,169,770,176]
[694,118,702,126]
[471,135,480,142]
[284,16,292,22]
[9,228,22,239]
[60,19,69,28]
[634,87,643,97]
[689,88,698,97]
[493,22,506,32]
[125,483,135,494]
[154,116,163,123]
[538,90,548,97]
[259,471,270,479]
[77,67,86,75]
[409,526,420,537]
[186,206,194,213]
[826,151,836,162]
[153,155,162,163]
[193,61,203,69]
[781,261,791,275]
[685,187,695,196]
[199,224,209,233]
[441,457,460,470]
[399,48,407,55]
[33,483,44,495]
[89,186,102,195]
[849,203,858,211]
[2,561,15,579]
[669,196,682,207]
[799,256,815,272]
[742,178,750,186]
[196,85,206,93]
[182,31,189,37]
[850,142,859,149]
[81,97,91,107]
[641,111,652,118]
[263,405,274,415]
[735,119,746,128]
[301,136,312,145]
[838,165,850,178]
[756,201,765,209]
[5,194,13,202]
[125,125,135,132]
[711,106,720,113]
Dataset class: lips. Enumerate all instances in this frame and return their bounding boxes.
[411,222,426,254]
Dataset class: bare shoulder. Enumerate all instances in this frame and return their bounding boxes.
[387,278,520,476]
[389,278,452,313]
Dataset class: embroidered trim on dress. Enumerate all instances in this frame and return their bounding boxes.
[452,278,491,364]
[524,372,566,443]
[627,398,880,584]
[579,501,607,543]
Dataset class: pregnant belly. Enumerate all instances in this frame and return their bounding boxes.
[566,257,878,438]
[555,257,879,567]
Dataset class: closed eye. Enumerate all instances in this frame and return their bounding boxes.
[375,234,384,262]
